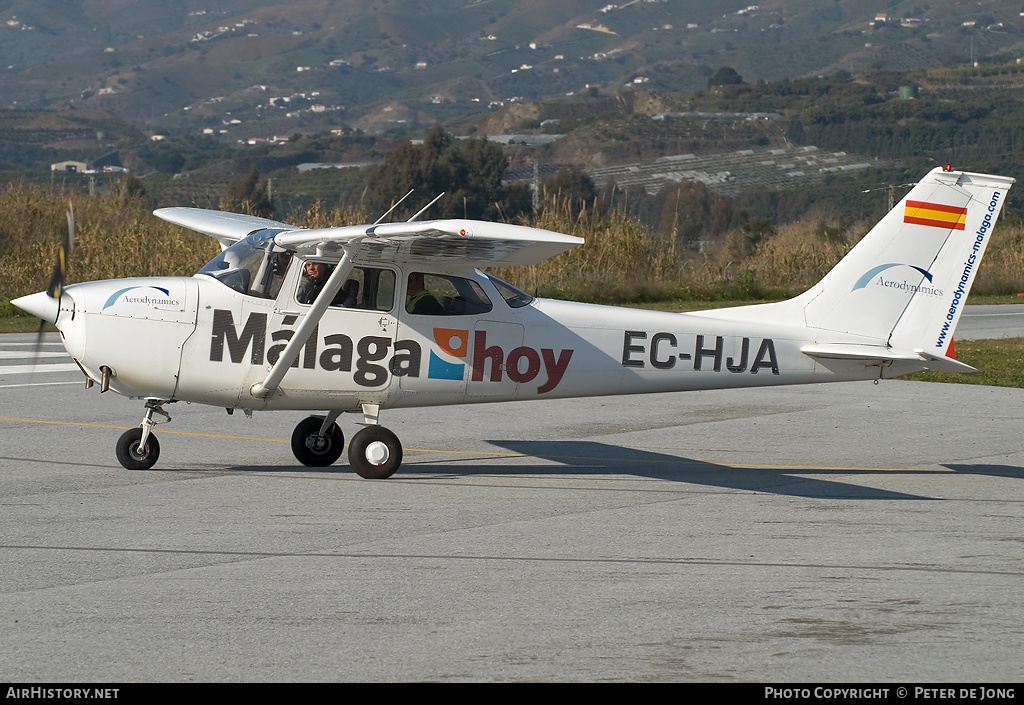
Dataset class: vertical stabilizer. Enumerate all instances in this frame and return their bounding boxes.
[795,168,1014,347]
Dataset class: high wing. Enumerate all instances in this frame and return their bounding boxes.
[154,207,300,250]
[277,219,583,267]
[153,208,583,267]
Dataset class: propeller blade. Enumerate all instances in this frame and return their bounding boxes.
[33,319,47,363]
[45,201,75,300]
[45,244,66,299]
[33,202,75,364]
[66,200,76,256]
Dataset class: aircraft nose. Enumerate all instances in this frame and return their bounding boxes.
[11,291,59,325]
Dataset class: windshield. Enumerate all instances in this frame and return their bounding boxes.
[198,230,291,298]
[486,273,534,308]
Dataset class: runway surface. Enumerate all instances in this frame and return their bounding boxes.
[1,310,1023,682]
[953,304,1024,340]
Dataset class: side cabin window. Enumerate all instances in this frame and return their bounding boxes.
[295,260,395,312]
[405,272,492,316]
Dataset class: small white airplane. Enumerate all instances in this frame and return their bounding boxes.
[12,166,1013,478]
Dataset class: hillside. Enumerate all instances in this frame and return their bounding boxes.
[2,0,1024,138]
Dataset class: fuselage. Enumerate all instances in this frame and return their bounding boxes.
[51,258,883,412]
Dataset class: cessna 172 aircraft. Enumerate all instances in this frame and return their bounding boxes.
[12,166,1014,478]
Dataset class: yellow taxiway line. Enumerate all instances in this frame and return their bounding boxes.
[0,415,950,473]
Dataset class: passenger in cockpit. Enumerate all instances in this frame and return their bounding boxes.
[406,271,444,315]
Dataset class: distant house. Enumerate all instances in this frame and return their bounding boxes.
[51,161,87,173]
[875,13,888,23]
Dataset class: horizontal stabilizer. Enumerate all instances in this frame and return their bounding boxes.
[912,348,977,374]
[801,343,976,374]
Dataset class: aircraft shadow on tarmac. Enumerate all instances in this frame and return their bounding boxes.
[214,443,1024,500]
[408,439,938,500]
[942,463,1024,477]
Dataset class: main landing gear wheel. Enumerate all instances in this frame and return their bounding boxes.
[348,426,403,479]
[116,427,160,470]
[291,416,345,467]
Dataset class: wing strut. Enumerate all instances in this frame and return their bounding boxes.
[250,239,363,399]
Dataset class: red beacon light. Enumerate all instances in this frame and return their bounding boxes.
[943,164,953,172]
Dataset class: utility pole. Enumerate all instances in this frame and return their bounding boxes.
[532,160,540,210]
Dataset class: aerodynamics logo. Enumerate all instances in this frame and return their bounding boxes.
[852,263,943,297]
[903,200,967,230]
[101,286,180,310]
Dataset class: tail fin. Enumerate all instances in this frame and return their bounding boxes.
[794,167,1014,351]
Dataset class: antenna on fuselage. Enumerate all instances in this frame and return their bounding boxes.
[408,192,445,222]
[374,189,414,224]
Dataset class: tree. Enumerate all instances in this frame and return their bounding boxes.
[221,165,273,218]
[367,124,529,221]
[708,66,743,89]
[152,148,185,174]
[541,167,597,212]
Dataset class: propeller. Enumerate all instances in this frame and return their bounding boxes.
[32,201,75,354]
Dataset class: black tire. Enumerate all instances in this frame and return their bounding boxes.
[347,426,403,479]
[116,427,160,470]
[291,416,344,467]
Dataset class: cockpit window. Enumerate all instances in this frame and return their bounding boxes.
[406,272,492,316]
[296,262,395,311]
[486,274,534,308]
[198,230,290,299]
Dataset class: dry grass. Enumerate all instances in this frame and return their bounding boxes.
[4,184,1024,305]
[0,182,220,298]
[492,198,675,301]
[492,197,866,302]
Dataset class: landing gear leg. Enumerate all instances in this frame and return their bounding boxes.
[115,399,170,470]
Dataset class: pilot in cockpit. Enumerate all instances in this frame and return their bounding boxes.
[297,261,332,304]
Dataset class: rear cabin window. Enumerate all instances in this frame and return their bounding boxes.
[405,272,492,316]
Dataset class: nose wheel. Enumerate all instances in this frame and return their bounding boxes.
[115,427,160,470]
[115,399,170,470]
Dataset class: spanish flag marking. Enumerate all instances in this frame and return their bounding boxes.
[903,200,967,230]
